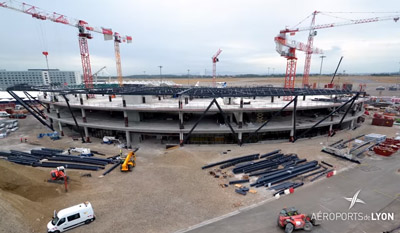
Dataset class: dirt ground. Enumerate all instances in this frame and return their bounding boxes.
[0,76,399,233]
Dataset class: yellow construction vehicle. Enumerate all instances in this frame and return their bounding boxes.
[120,148,138,172]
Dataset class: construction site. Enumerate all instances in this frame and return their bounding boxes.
[1,1,400,233]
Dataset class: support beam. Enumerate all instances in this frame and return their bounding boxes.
[58,121,64,136]
[290,96,298,142]
[123,111,128,127]
[254,97,296,134]
[81,108,87,123]
[6,90,54,131]
[84,127,90,143]
[182,99,240,146]
[182,99,215,145]
[125,131,131,148]
[294,94,359,142]
[238,112,243,129]
[122,95,126,107]
[22,91,46,118]
[214,99,240,145]
[179,112,184,129]
[339,92,359,125]
[56,108,60,119]
[61,95,85,143]
[179,132,184,146]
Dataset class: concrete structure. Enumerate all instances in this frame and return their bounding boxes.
[39,90,365,147]
[0,69,81,90]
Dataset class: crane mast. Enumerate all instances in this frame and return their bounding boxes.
[0,0,132,89]
[212,49,222,87]
[302,11,318,88]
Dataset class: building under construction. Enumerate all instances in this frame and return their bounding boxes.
[8,84,365,147]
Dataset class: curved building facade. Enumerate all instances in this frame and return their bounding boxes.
[37,87,365,146]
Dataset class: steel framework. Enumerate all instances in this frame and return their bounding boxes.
[9,85,361,98]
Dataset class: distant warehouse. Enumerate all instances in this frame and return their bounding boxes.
[0,69,81,90]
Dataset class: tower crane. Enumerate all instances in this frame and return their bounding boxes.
[212,49,222,87]
[274,33,323,94]
[0,0,132,89]
[277,12,400,88]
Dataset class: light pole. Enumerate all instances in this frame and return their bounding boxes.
[319,55,326,88]
[187,69,190,86]
[158,66,163,84]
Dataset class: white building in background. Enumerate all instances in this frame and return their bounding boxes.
[0,69,81,90]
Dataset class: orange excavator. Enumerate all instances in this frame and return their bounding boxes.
[49,166,68,192]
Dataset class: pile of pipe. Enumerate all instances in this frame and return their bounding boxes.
[0,148,113,171]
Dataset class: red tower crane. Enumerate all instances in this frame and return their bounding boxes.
[0,0,132,89]
[274,33,323,93]
[278,12,400,89]
[212,49,222,87]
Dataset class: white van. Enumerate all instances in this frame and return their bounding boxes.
[0,111,10,118]
[47,201,95,233]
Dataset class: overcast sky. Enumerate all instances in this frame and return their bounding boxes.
[1,0,400,76]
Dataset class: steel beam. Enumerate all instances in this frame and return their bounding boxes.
[61,95,86,143]
[7,90,54,131]
[293,94,359,142]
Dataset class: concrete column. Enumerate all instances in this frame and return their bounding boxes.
[238,112,243,128]
[124,111,128,127]
[329,124,333,136]
[125,131,131,148]
[238,132,242,144]
[56,108,60,119]
[331,107,335,121]
[79,94,83,105]
[178,97,183,109]
[58,121,64,136]
[179,132,184,146]
[122,96,126,108]
[81,108,87,123]
[122,96,126,107]
[84,127,90,142]
[350,119,355,129]
[179,112,184,129]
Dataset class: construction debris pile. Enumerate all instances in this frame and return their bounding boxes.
[0,119,18,138]
[0,148,115,171]
[202,150,336,198]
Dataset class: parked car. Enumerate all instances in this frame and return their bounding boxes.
[9,114,27,119]
[0,111,10,118]
[376,86,385,91]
